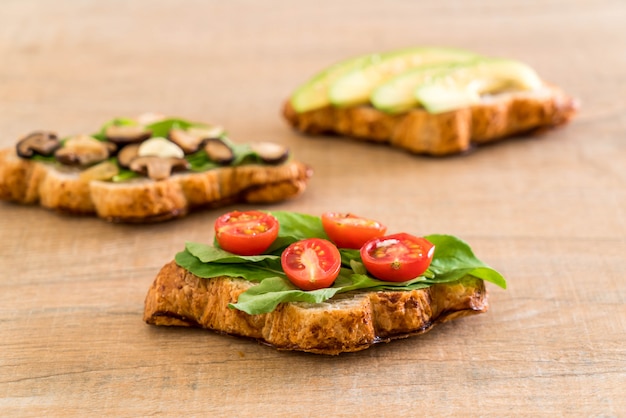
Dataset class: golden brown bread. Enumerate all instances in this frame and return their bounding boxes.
[143,260,489,355]
[0,148,312,222]
[283,85,578,156]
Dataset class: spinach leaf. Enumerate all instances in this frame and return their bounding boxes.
[175,249,284,283]
[31,154,58,163]
[229,276,342,314]
[145,118,201,138]
[425,234,507,289]
[186,241,279,264]
[112,169,140,182]
[92,117,137,141]
[264,211,328,253]
[186,149,221,172]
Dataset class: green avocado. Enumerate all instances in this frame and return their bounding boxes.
[289,53,379,113]
[328,47,479,108]
[414,58,543,114]
[371,61,478,114]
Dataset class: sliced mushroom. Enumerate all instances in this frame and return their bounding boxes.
[250,142,290,165]
[135,112,166,125]
[16,131,61,158]
[54,135,117,166]
[129,156,189,181]
[204,137,235,165]
[138,137,185,159]
[186,125,224,140]
[104,124,152,145]
[79,160,120,182]
[117,143,141,168]
[168,128,207,154]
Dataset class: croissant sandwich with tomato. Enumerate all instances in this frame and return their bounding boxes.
[143,210,507,355]
[283,46,578,156]
[0,114,311,222]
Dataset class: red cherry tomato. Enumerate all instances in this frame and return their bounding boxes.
[360,233,435,282]
[281,238,341,290]
[321,212,387,249]
[214,210,279,256]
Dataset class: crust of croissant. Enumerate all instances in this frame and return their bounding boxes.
[283,84,578,156]
[0,148,312,222]
[143,261,489,355]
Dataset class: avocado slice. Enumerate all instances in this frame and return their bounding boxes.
[289,53,379,113]
[328,47,479,108]
[415,58,543,114]
[371,61,479,114]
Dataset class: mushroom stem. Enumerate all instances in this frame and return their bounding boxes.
[129,156,189,181]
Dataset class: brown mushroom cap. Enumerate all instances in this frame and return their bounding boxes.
[250,142,290,165]
[16,131,61,158]
[104,124,152,145]
[54,135,116,166]
[138,137,185,159]
[117,143,141,168]
[204,137,235,165]
[129,156,189,181]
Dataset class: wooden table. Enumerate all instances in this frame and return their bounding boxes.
[1,1,624,416]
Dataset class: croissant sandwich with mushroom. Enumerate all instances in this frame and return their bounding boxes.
[0,114,312,222]
[283,47,578,156]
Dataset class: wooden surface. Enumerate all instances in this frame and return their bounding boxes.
[1,0,625,416]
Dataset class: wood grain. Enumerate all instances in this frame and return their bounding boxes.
[1,0,625,416]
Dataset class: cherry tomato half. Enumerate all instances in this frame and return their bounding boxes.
[360,233,435,282]
[321,212,387,249]
[281,238,341,290]
[214,210,279,256]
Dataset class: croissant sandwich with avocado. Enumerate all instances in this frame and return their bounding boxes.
[144,211,507,355]
[283,46,578,156]
[0,114,311,222]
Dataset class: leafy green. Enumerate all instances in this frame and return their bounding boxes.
[265,211,329,252]
[31,154,58,163]
[186,241,280,264]
[175,249,285,283]
[145,118,203,138]
[231,276,342,314]
[185,149,221,172]
[92,117,137,141]
[175,211,507,315]
[111,169,140,182]
[426,234,507,289]
[88,116,293,181]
